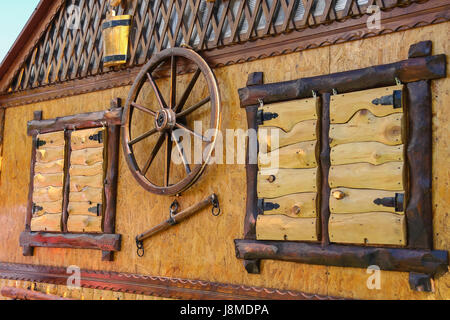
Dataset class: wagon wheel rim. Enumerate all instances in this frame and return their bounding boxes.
[122,48,221,196]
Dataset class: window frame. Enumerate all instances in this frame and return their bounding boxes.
[234,41,448,290]
[20,100,122,262]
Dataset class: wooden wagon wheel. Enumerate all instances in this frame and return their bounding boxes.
[122,48,221,196]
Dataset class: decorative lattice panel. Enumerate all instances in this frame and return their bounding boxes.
[9,0,400,92]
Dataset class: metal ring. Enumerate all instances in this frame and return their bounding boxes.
[211,195,221,217]
[136,238,145,257]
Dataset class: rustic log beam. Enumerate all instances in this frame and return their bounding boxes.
[19,232,121,252]
[405,81,433,250]
[320,93,331,246]
[242,72,264,274]
[408,41,432,58]
[238,54,446,107]
[27,108,123,136]
[102,99,122,261]
[0,286,73,300]
[23,111,43,256]
[409,272,434,292]
[234,240,449,276]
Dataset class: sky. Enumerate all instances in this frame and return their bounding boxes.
[0,0,41,64]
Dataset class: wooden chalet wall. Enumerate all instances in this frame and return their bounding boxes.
[0,16,448,300]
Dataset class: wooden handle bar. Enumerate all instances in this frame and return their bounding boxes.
[0,287,74,300]
[137,194,217,242]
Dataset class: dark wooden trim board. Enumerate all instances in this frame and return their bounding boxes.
[0,262,345,300]
[0,1,448,108]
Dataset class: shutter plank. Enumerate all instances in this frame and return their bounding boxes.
[259,120,317,152]
[329,162,404,191]
[329,111,403,147]
[30,214,62,232]
[67,215,102,233]
[330,85,403,124]
[71,147,104,166]
[261,193,317,218]
[258,168,318,198]
[71,128,105,151]
[259,141,318,169]
[259,98,318,132]
[256,215,317,241]
[330,188,404,214]
[331,142,404,166]
[329,212,406,246]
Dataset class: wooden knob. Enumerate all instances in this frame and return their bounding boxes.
[267,175,276,183]
[333,190,346,200]
[292,206,301,215]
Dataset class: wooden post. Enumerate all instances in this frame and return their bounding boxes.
[405,80,433,250]
[102,99,122,261]
[320,93,331,246]
[23,111,43,256]
[241,72,264,274]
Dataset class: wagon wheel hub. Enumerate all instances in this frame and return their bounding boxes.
[155,108,176,131]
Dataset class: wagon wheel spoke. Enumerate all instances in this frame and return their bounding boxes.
[172,132,192,175]
[175,123,211,142]
[174,68,202,113]
[147,72,167,110]
[164,132,173,187]
[131,102,157,116]
[129,128,158,146]
[170,56,177,109]
[142,133,166,175]
[177,97,211,118]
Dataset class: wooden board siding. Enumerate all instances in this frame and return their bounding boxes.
[258,168,318,199]
[0,24,448,300]
[67,128,105,233]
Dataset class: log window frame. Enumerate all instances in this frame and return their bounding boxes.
[234,41,448,291]
[20,99,122,262]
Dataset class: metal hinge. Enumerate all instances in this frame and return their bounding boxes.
[32,203,43,214]
[88,204,103,216]
[89,131,103,144]
[36,138,47,149]
[373,193,404,212]
[257,199,280,213]
[372,90,402,109]
[256,110,279,126]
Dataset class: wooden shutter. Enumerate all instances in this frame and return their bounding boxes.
[256,98,319,241]
[31,132,65,232]
[67,128,105,233]
[328,85,406,246]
